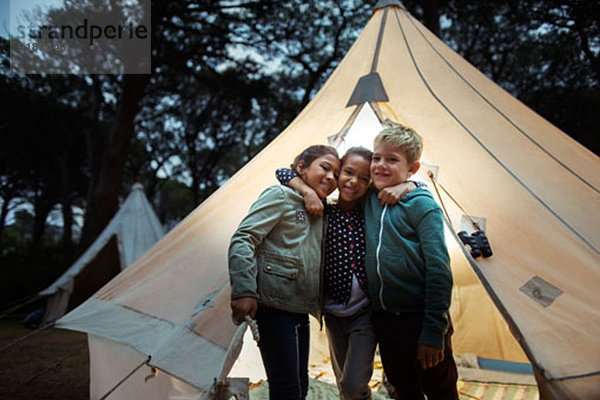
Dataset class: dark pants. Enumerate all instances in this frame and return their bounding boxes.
[256,307,310,400]
[371,311,458,400]
[325,309,377,400]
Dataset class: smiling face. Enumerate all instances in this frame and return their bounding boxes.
[370,142,420,190]
[337,153,371,207]
[297,153,340,199]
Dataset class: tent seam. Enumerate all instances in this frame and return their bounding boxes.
[392,8,599,256]
[370,7,388,73]
[405,12,600,196]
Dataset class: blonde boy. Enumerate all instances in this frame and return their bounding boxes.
[364,123,458,400]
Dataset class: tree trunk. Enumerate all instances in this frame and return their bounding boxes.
[31,195,52,252]
[55,152,74,257]
[61,200,73,254]
[81,76,103,248]
[80,0,163,248]
[81,74,150,247]
[0,196,11,240]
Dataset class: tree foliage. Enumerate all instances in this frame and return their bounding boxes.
[438,0,599,154]
[0,72,88,252]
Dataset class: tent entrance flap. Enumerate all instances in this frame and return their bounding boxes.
[330,103,384,155]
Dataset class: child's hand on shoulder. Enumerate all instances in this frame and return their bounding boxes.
[378,181,418,205]
[288,176,324,216]
[301,188,324,216]
[417,343,444,369]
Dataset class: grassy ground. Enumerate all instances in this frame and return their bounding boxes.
[0,320,89,400]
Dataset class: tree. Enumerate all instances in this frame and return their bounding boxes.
[69,0,277,244]
[231,1,374,112]
[0,72,89,253]
[123,1,378,212]
[0,174,23,240]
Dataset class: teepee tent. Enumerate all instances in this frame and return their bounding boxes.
[40,183,164,323]
[56,1,599,399]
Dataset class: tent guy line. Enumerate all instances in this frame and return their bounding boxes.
[98,356,151,400]
[404,11,600,195]
[23,342,88,386]
[0,322,54,353]
[427,172,474,232]
[393,8,599,256]
[0,293,40,319]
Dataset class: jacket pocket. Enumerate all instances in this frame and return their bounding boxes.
[257,250,301,301]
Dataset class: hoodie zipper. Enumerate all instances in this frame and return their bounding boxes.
[376,204,388,311]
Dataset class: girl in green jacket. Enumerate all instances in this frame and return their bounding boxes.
[228,144,340,400]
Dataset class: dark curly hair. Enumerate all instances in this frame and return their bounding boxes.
[340,146,372,168]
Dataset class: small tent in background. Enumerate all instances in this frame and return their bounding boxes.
[40,183,164,323]
[56,1,599,399]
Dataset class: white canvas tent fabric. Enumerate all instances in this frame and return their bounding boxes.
[56,2,599,399]
[40,183,164,323]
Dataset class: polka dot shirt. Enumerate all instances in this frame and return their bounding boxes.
[276,168,368,304]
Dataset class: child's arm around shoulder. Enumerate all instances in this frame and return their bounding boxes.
[377,180,421,205]
[276,167,323,216]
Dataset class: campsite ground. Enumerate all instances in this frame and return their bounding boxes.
[0,320,539,400]
[0,320,88,399]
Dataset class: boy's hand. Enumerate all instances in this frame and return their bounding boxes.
[378,181,418,205]
[230,297,258,325]
[417,344,444,369]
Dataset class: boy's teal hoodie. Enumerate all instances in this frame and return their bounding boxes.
[364,187,452,349]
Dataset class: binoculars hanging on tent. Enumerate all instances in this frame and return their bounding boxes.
[458,230,493,259]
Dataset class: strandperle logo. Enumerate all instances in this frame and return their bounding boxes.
[17,19,148,46]
[9,0,151,74]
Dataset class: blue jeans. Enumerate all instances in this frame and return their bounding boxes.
[256,307,310,400]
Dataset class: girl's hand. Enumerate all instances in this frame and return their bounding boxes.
[378,181,418,205]
[302,190,324,216]
[289,176,323,216]
[230,297,258,325]
[417,344,444,369]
